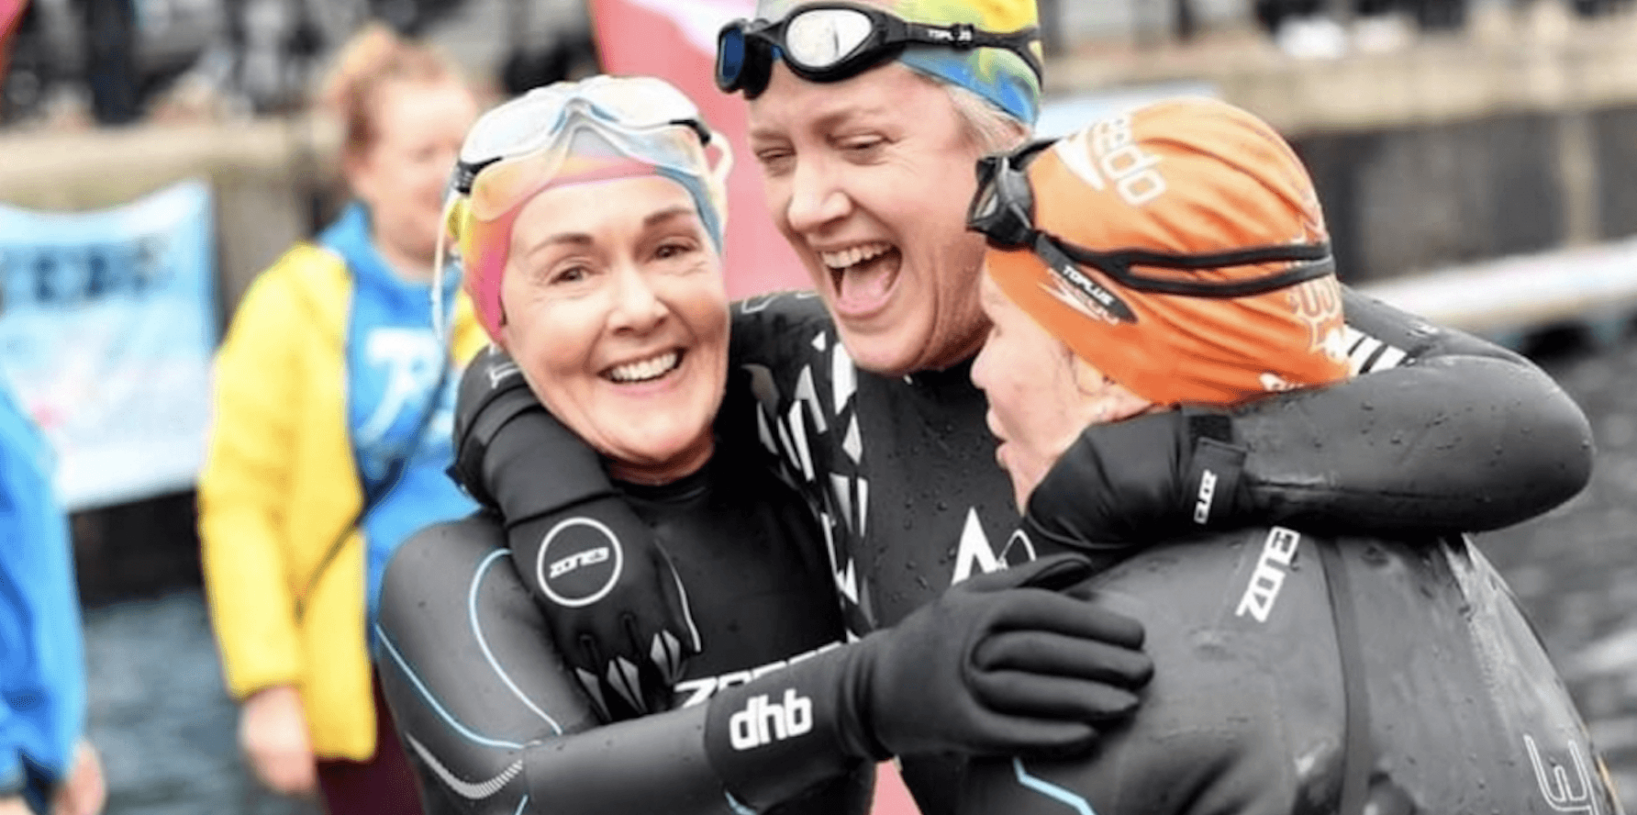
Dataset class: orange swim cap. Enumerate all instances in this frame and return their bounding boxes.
[980,97,1351,407]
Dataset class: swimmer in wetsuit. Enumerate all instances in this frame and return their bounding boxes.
[376,75,1154,815]
[952,98,1622,815]
[449,6,1593,813]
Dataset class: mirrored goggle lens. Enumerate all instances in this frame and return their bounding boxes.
[783,7,876,68]
[468,120,712,223]
[717,26,748,87]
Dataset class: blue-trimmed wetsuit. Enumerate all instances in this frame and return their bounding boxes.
[375,442,871,815]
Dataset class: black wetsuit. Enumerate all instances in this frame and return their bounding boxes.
[960,528,1623,815]
[723,289,1592,814]
[451,287,1594,815]
[374,449,873,815]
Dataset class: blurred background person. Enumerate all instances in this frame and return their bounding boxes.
[195,21,483,814]
[0,367,105,815]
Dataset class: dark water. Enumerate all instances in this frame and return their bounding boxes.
[82,593,320,815]
[80,329,1637,814]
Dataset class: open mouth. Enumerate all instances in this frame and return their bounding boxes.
[821,242,901,316]
[604,350,684,384]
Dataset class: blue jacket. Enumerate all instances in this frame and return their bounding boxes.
[0,375,84,812]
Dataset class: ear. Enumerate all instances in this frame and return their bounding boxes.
[341,148,375,204]
[1069,353,1152,425]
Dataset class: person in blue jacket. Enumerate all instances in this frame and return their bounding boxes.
[0,374,104,815]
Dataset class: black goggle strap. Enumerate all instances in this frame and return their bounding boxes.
[1054,238,1337,298]
[1031,234,1140,322]
[896,21,1043,79]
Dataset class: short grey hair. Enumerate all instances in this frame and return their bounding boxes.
[942,81,1031,154]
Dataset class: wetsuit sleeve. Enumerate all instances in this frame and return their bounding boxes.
[449,347,700,719]
[376,515,738,815]
[379,521,1151,815]
[1023,286,1594,548]
[380,515,877,815]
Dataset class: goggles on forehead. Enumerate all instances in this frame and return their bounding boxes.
[967,139,1336,300]
[716,2,1043,99]
[432,75,730,339]
[450,75,719,223]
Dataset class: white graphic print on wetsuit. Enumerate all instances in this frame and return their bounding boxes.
[742,305,869,634]
[1525,734,1602,815]
[742,298,1023,638]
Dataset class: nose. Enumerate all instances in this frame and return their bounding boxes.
[608,265,668,335]
[784,156,850,235]
[970,336,996,394]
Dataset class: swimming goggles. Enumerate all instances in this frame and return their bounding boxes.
[715,2,1043,98]
[433,75,730,338]
[450,75,722,223]
[967,139,1337,300]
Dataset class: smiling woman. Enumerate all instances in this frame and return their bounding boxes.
[498,174,729,486]
[374,74,1155,815]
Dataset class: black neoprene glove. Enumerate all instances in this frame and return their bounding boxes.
[1024,351,1595,548]
[452,346,701,720]
[704,554,1153,812]
[1022,407,1246,550]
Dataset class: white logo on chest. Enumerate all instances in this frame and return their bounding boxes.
[1236,527,1302,623]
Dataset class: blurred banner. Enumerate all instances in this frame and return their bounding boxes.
[0,178,215,511]
[588,0,810,299]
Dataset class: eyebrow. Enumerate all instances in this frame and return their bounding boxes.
[644,206,698,229]
[749,104,891,142]
[528,206,697,250]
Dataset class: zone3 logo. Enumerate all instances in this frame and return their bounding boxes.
[548,547,609,579]
[1236,527,1301,623]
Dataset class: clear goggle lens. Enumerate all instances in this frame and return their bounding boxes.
[466,117,719,223]
[457,75,706,180]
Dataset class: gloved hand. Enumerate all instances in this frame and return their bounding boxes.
[706,554,1153,811]
[1022,406,1248,549]
[452,346,701,720]
[846,553,1151,758]
[508,498,700,720]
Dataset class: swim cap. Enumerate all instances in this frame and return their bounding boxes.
[755,0,1043,124]
[984,98,1352,406]
[442,75,731,341]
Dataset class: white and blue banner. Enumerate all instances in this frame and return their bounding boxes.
[0,179,216,511]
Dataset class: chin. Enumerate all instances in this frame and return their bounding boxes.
[833,320,922,378]
[616,419,712,468]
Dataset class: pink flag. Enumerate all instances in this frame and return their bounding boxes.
[588,0,810,299]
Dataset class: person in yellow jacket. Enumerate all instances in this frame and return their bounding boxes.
[196,24,482,814]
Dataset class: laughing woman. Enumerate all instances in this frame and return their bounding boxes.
[374,75,1153,815]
